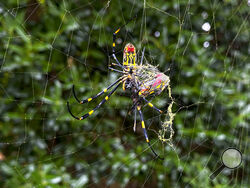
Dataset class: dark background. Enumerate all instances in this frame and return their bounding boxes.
[0,0,249,187]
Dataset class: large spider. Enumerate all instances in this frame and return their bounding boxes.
[67,24,170,159]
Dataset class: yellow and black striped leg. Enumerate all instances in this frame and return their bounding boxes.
[112,28,120,53]
[137,106,163,160]
[112,15,136,68]
[112,28,123,68]
[143,98,163,114]
[108,67,124,73]
[72,78,122,104]
[67,82,121,120]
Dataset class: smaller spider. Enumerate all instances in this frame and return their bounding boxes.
[67,22,170,159]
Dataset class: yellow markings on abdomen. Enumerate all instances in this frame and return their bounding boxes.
[105,96,109,100]
[88,98,92,102]
[156,84,161,89]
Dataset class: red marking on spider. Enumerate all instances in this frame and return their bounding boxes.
[127,46,135,52]
[152,74,164,87]
[140,88,149,93]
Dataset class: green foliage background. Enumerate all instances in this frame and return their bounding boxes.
[0,0,249,187]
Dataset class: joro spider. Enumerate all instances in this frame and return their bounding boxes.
[67,23,170,160]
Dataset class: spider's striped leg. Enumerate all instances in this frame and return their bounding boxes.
[67,82,121,120]
[108,67,124,74]
[143,98,163,114]
[133,110,137,132]
[72,78,122,104]
[137,106,164,160]
[111,16,137,68]
[112,28,124,68]
[131,100,139,132]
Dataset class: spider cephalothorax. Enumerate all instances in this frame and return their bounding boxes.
[123,43,136,66]
[67,24,170,160]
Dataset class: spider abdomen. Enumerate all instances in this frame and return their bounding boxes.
[135,65,169,97]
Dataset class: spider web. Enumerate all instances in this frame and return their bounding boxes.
[0,0,249,187]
